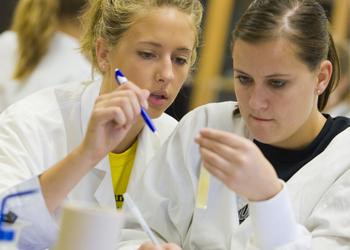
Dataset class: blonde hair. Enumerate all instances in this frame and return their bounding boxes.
[80,0,203,72]
[11,0,86,82]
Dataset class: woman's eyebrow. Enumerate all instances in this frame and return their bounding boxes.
[137,41,192,53]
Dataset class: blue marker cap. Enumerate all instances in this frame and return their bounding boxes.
[0,189,38,241]
[114,69,157,133]
[115,69,128,85]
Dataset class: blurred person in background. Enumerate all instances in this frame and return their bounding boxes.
[325,41,350,116]
[0,0,91,111]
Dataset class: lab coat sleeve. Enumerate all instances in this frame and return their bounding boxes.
[277,168,350,250]
[3,177,58,250]
[249,183,299,250]
[0,109,61,249]
[241,169,350,250]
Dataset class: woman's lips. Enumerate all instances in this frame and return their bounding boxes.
[148,91,168,107]
[250,115,273,122]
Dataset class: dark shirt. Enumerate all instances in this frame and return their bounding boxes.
[238,115,350,223]
[254,115,350,181]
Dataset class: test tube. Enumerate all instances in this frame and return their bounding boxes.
[195,164,210,209]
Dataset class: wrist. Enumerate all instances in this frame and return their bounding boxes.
[74,144,102,169]
[249,179,283,202]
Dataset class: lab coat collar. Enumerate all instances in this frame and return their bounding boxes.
[126,119,162,195]
[92,119,161,207]
[286,127,350,222]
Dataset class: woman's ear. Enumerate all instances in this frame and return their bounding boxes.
[316,60,332,95]
[95,38,110,73]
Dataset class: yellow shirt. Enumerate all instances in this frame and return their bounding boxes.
[108,141,138,209]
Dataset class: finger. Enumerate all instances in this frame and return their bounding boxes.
[98,89,141,112]
[198,128,248,149]
[116,82,150,109]
[196,134,240,163]
[164,243,182,250]
[200,147,233,175]
[92,106,127,128]
[138,242,161,250]
[202,158,228,183]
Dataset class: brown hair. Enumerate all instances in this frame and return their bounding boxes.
[232,0,340,111]
[80,0,203,73]
[11,0,86,82]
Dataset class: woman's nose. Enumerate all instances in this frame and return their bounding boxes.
[156,58,175,84]
[248,85,269,110]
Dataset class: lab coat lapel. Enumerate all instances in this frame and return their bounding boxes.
[286,128,350,223]
[80,80,115,208]
[127,126,161,194]
[94,157,115,208]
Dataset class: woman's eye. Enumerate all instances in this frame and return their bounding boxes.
[269,79,286,88]
[235,75,252,85]
[173,57,188,66]
[137,51,156,60]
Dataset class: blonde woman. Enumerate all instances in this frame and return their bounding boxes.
[0,0,91,111]
[0,0,203,249]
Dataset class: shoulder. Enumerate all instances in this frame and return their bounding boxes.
[2,80,95,120]
[37,32,92,82]
[0,31,17,77]
[334,126,350,141]
[179,101,245,132]
[0,31,16,45]
[183,101,238,121]
[153,113,178,139]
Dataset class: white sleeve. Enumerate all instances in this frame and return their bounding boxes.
[3,177,58,250]
[249,170,350,250]
[249,183,302,250]
[0,111,59,249]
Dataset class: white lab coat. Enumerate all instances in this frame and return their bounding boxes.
[327,101,350,117]
[0,79,178,250]
[0,31,93,111]
[119,101,350,250]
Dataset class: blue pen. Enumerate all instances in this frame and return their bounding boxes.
[114,69,157,133]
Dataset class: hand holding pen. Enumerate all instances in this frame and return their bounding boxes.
[115,69,157,134]
[80,71,151,165]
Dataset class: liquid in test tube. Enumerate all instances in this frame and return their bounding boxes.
[195,163,210,209]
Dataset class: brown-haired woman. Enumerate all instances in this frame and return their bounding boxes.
[0,0,91,111]
[0,0,203,249]
[120,0,350,249]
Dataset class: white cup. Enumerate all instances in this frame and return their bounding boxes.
[54,203,124,250]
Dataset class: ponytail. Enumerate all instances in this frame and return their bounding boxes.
[318,34,340,111]
[11,0,59,82]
